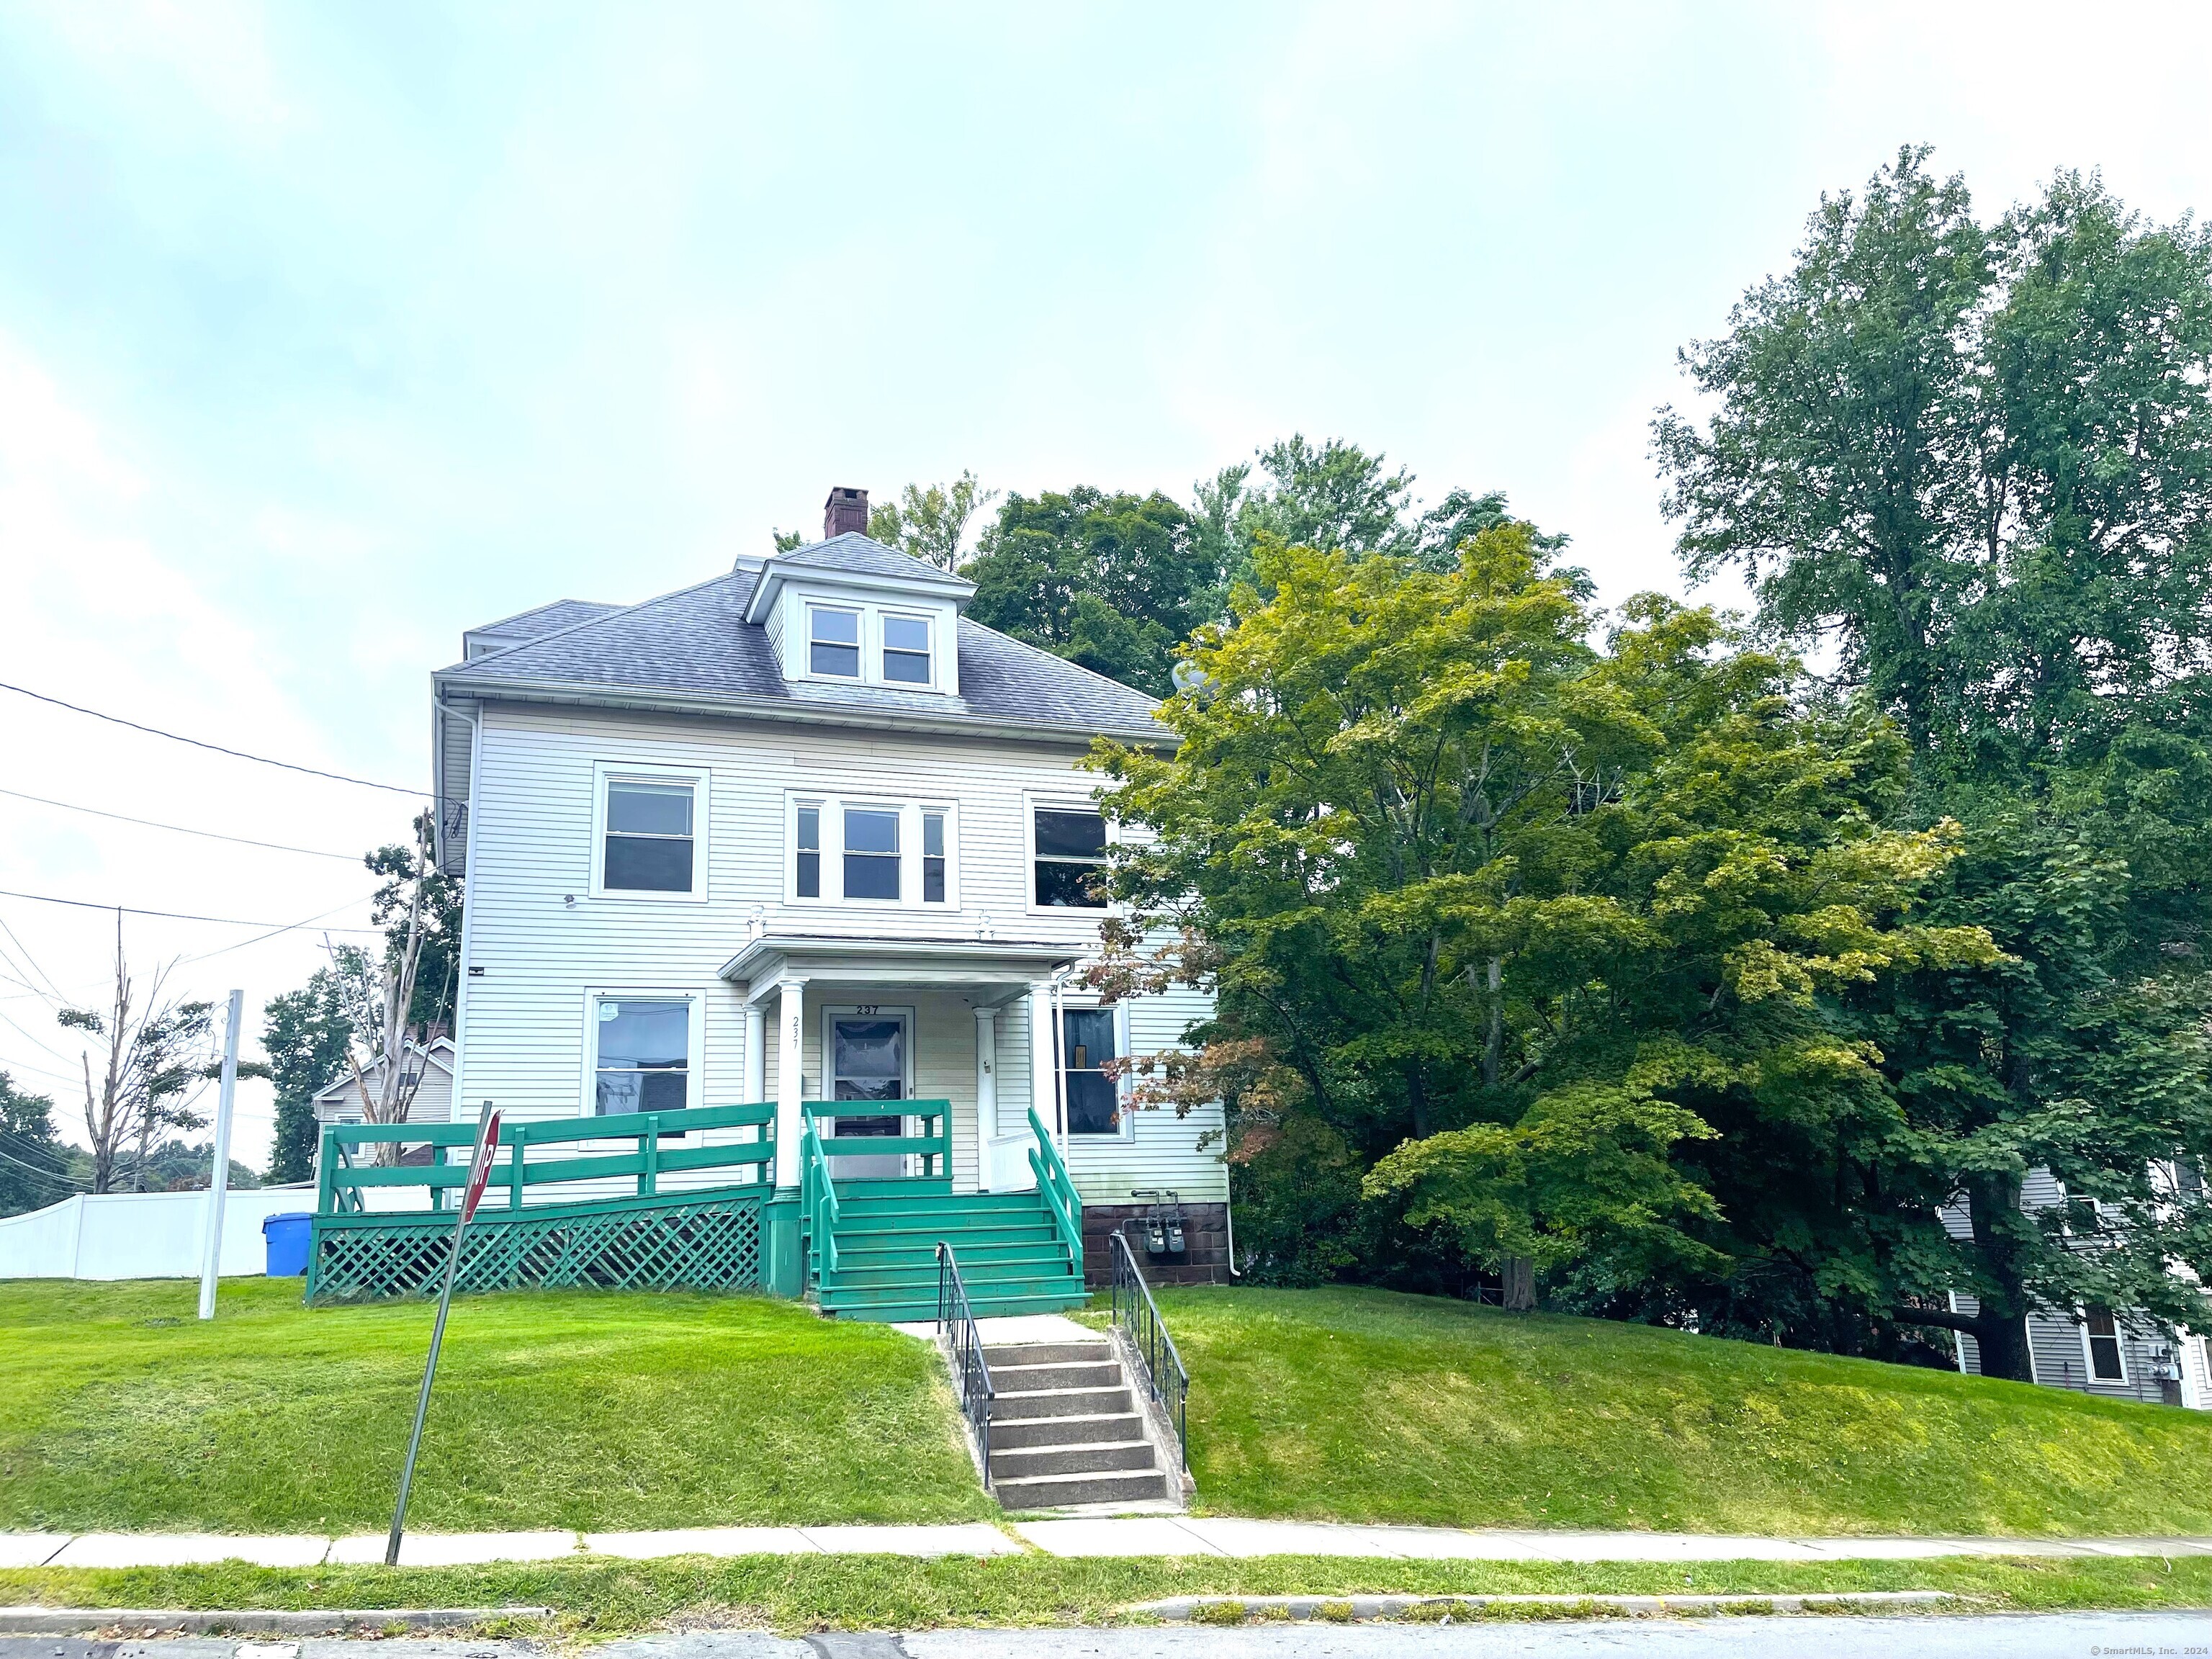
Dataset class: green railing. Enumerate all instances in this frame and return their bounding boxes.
[799,1110,842,1282]
[315,1102,778,1217]
[799,1100,952,1178]
[1028,1105,1084,1277]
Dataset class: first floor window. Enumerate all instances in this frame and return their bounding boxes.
[1035,806,1108,907]
[844,806,901,899]
[603,779,696,892]
[796,804,822,897]
[922,809,947,902]
[595,997,690,1115]
[1063,1006,1123,1136]
[2085,1305,2126,1381]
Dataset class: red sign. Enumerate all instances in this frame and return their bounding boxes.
[460,1109,503,1223]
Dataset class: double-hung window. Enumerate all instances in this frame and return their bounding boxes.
[842,806,902,900]
[603,778,697,894]
[809,606,861,678]
[594,997,691,1115]
[1063,1006,1125,1136]
[922,809,948,902]
[2084,1306,2126,1382]
[883,615,932,685]
[1034,807,1109,908]
[796,804,822,898]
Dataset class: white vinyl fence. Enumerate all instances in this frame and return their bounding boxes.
[0,1186,315,1280]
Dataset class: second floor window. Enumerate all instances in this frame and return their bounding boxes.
[810,606,860,677]
[843,806,902,900]
[604,780,695,892]
[1035,807,1108,907]
[922,810,947,902]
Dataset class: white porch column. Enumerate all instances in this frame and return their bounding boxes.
[1028,981,1059,1146]
[774,978,806,1189]
[744,1002,766,1107]
[974,1005,999,1188]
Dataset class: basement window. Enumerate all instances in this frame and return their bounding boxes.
[2084,1305,2126,1382]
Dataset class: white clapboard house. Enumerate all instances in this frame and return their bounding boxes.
[418,487,1228,1316]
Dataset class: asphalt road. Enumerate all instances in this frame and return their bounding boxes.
[5,1614,2211,1658]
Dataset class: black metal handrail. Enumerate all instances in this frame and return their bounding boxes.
[1110,1228,1189,1472]
[937,1241,995,1488]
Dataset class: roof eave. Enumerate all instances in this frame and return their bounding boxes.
[431,667,1173,751]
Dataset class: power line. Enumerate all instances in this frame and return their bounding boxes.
[183,891,390,963]
[0,917,68,1004]
[0,887,385,935]
[0,784,367,860]
[0,679,427,797]
[0,1002,76,1064]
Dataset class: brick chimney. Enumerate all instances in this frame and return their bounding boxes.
[823,486,869,539]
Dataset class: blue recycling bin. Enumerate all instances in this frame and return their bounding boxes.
[262,1210,313,1277]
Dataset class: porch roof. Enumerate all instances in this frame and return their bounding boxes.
[719,932,1082,998]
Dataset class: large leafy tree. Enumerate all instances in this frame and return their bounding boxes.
[963,488,1215,697]
[1654,147,2212,1377]
[0,1070,75,1218]
[262,968,354,1184]
[1088,529,1983,1292]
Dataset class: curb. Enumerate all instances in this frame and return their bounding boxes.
[1131,1589,1958,1622]
[0,1606,554,1636]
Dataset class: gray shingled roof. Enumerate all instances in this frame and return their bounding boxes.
[778,531,974,590]
[440,541,1165,745]
[469,598,623,640]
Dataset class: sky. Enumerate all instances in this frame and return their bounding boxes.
[3,0,2210,1175]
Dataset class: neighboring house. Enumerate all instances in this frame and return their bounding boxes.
[424,487,1229,1298]
[311,1038,457,1136]
[1943,1163,2211,1409]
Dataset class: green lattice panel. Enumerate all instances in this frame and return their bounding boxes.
[308,1190,763,1303]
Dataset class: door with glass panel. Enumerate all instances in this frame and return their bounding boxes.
[827,1008,909,1180]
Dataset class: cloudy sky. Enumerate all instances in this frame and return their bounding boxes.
[3,1,2209,1172]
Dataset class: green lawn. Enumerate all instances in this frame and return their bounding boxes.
[0,1278,992,1534]
[1154,1285,2212,1537]
[1,1555,2208,1634]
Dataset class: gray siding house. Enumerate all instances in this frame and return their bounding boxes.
[426,489,1229,1287]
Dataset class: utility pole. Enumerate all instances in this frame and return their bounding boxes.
[197,988,244,1321]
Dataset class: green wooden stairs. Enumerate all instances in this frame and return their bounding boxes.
[801,1102,1086,1323]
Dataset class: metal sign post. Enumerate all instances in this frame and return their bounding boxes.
[386,1107,502,1567]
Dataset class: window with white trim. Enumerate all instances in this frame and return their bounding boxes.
[2084,1305,2126,1381]
[601,776,698,895]
[1063,1004,1125,1136]
[809,606,861,678]
[787,795,956,907]
[882,614,932,685]
[1034,806,1109,908]
[593,997,691,1115]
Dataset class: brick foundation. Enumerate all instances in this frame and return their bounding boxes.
[1082,1201,1232,1287]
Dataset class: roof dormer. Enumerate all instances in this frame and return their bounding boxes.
[744,488,974,696]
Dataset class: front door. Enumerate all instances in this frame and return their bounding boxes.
[828,1007,909,1181]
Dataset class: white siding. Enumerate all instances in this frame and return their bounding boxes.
[454,702,1224,1200]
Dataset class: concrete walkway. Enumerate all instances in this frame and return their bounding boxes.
[4,1521,2211,1569]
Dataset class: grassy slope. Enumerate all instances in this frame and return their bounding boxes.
[1157,1285,2212,1537]
[0,1278,991,1534]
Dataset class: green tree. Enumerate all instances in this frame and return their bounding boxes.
[964,487,1214,697]
[0,1071,75,1218]
[1655,148,2212,1377]
[868,471,999,570]
[262,968,354,1183]
[1088,530,1982,1292]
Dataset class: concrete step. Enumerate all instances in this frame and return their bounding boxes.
[989,1384,1133,1421]
[992,1467,1174,1510]
[989,1359,1122,1392]
[982,1341,1112,1367]
[989,1439,1157,1480]
[987,1410,1145,1450]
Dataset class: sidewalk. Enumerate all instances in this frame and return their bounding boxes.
[6,1520,2211,1570]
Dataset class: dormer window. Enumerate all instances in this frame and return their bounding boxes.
[809,606,861,678]
[883,615,932,685]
